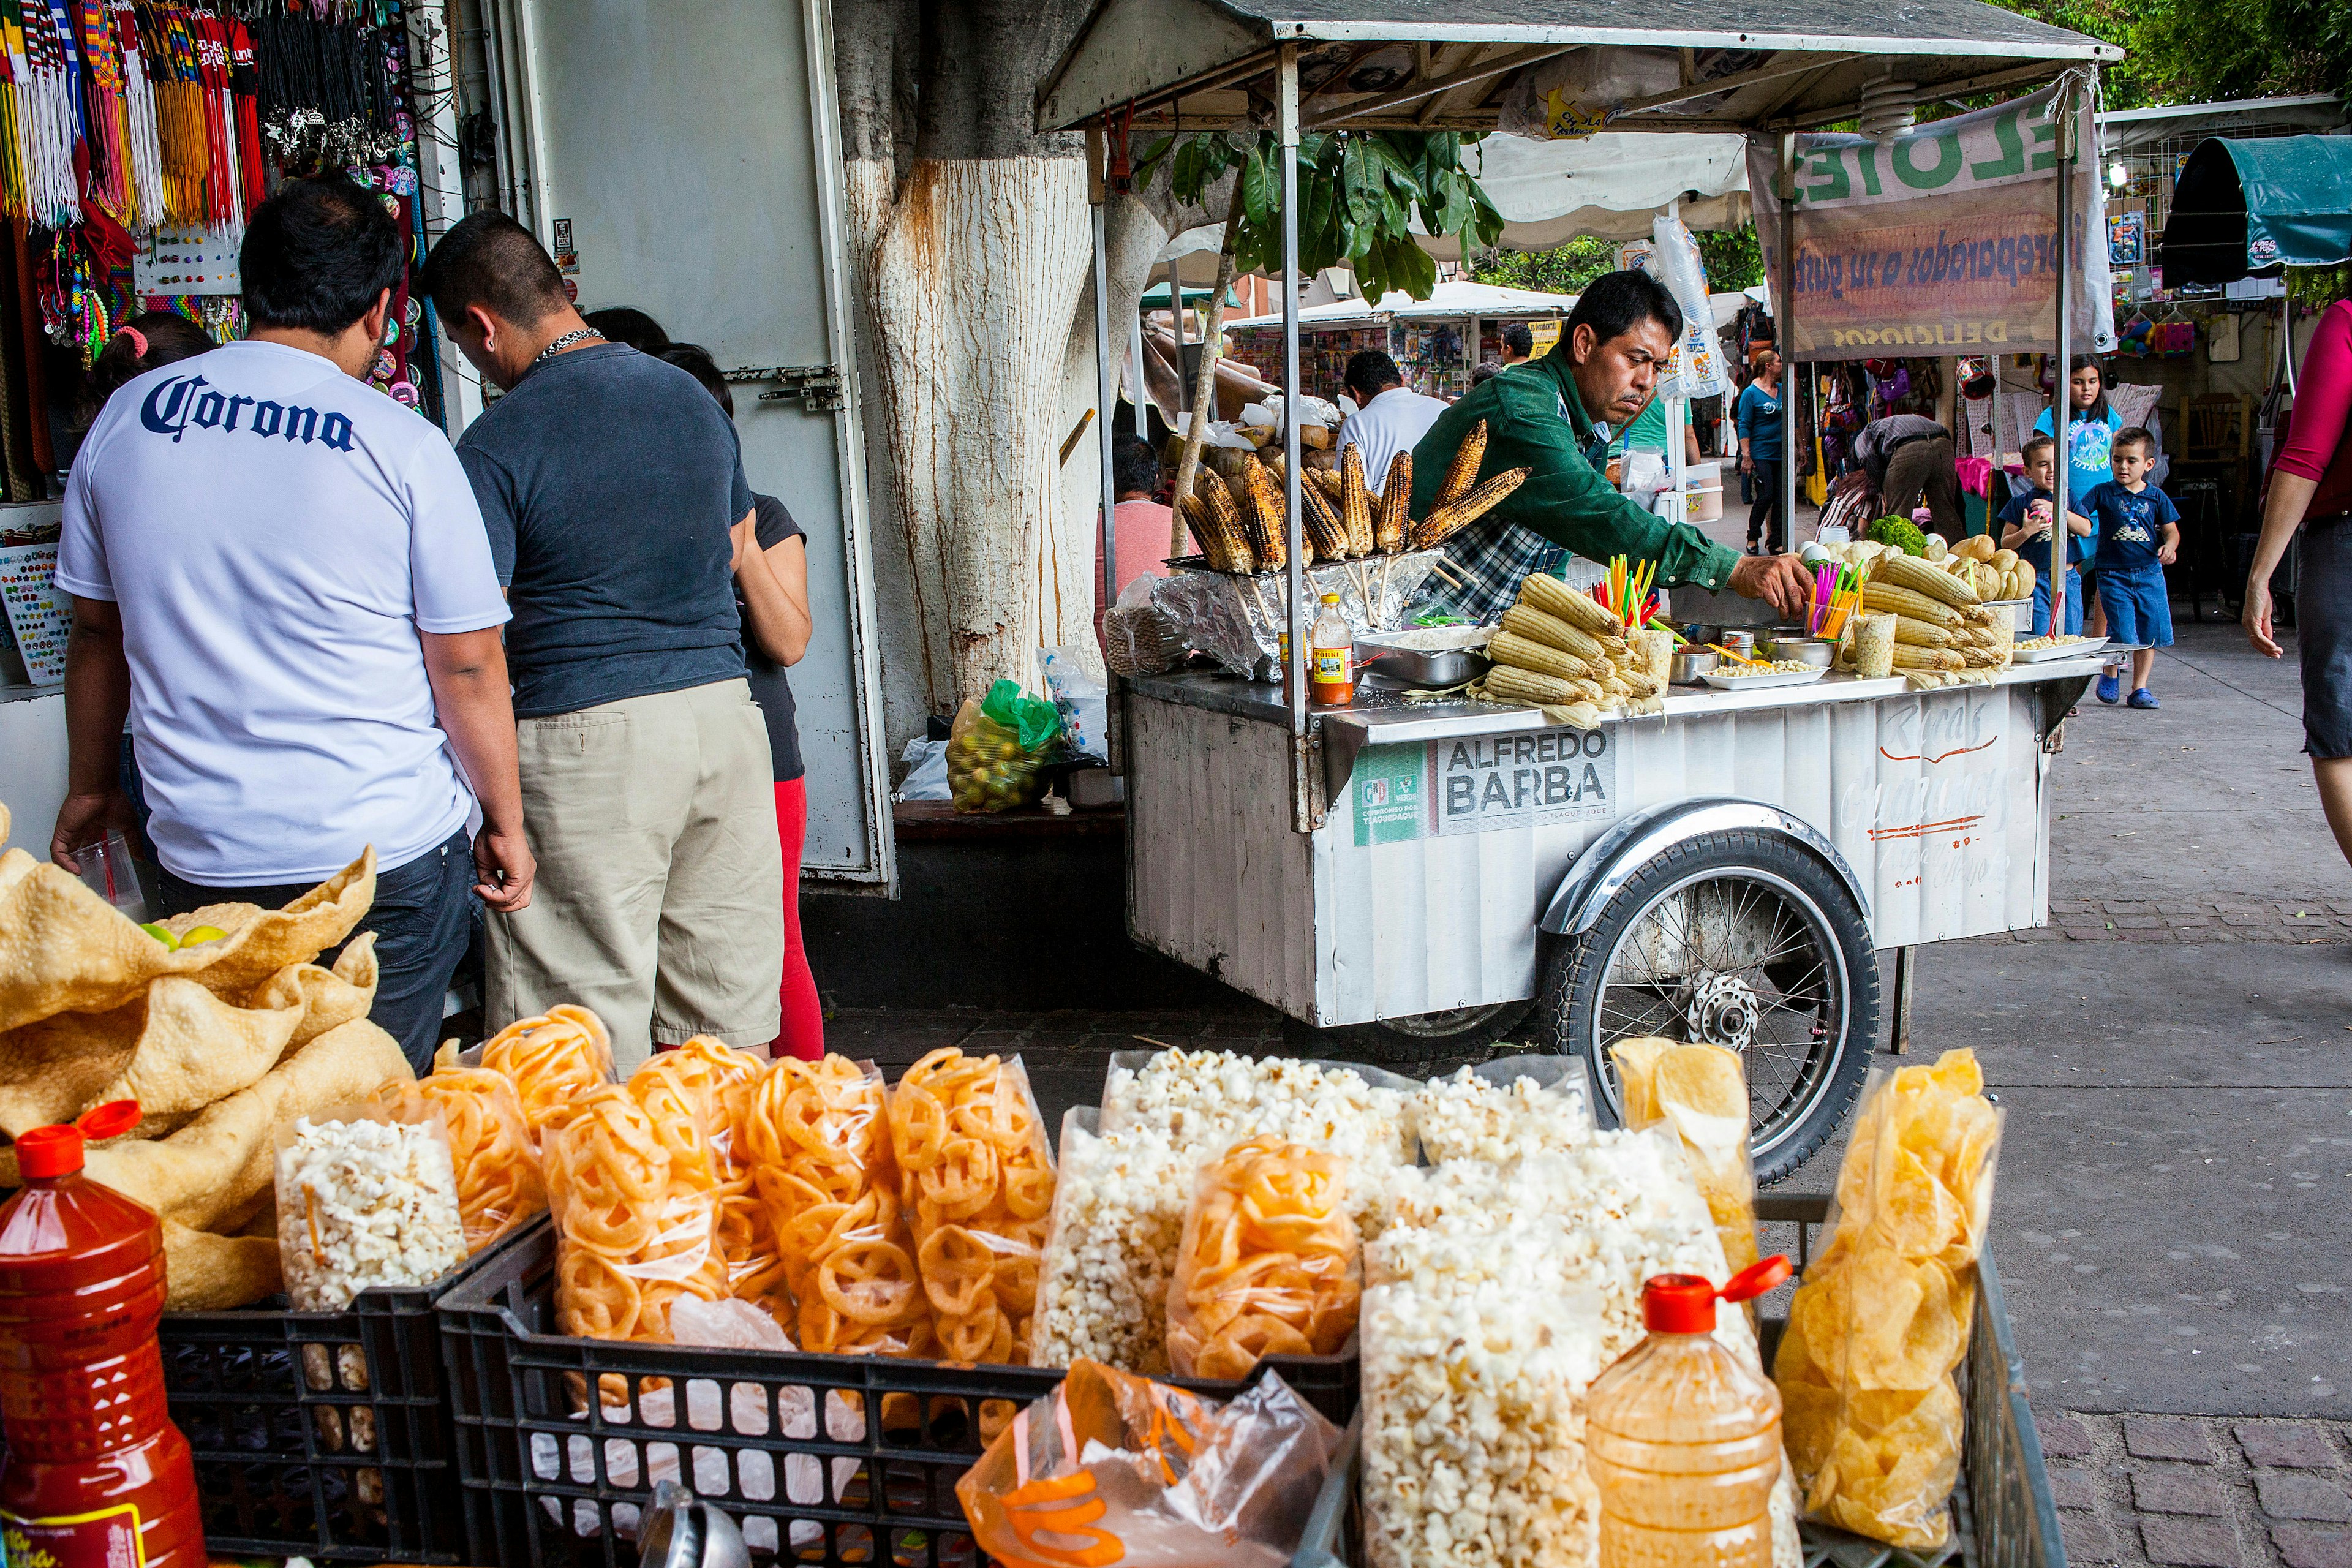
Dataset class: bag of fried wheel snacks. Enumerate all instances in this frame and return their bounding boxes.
[886,1047,1056,1365]
[744,1054,932,1355]
[956,1358,1341,1568]
[408,1047,548,1254]
[1773,1048,2002,1550]
[947,679,1062,813]
[628,1038,788,1325]
[1166,1136,1360,1378]
[1612,1036,1761,1278]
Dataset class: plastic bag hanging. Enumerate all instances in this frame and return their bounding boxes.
[1646,212,1727,399]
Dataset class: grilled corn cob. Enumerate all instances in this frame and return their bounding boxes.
[1374,452,1412,553]
[1302,478,1351,560]
[1520,573,1627,640]
[1416,466,1531,549]
[1340,444,1373,557]
[1438,420,1488,506]
[1242,461,1287,571]
[1498,603,1608,666]
[1861,582,1959,627]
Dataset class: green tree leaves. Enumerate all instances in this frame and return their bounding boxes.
[1151,129,1506,301]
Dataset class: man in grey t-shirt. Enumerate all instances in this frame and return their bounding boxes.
[420,214,782,1069]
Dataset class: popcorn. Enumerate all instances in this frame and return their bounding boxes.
[275,1114,467,1311]
[1035,1050,1414,1375]
[1410,1065,1592,1165]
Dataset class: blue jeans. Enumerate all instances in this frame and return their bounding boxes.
[2031,568,2084,637]
[156,828,476,1073]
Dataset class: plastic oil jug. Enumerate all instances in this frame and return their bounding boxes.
[1585,1255,1793,1568]
[0,1102,205,1568]
[1310,594,1354,705]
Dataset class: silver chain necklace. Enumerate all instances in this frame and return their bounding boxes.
[532,328,605,364]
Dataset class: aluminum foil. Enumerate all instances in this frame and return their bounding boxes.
[1152,551,1444,678]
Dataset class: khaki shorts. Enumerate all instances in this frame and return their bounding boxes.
[487,679,784,1071]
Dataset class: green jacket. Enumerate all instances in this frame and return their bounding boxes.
[1407,354,1741,592]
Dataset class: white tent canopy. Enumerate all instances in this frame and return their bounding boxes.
[1221,278,1762,331]
[1423,131,1751,258]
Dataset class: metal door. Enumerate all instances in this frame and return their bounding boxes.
[471,0,892,884]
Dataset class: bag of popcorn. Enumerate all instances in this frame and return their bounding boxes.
[273,1096,469,1311]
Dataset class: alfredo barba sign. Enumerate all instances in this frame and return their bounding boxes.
[1746,85,2116,361]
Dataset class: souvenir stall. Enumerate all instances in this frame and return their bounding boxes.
[1224,279,1581,400]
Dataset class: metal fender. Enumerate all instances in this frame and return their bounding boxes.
[1538,797,1872,938]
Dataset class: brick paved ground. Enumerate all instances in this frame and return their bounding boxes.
[2040,1414,2352,1566]
[2029,897,2352,944]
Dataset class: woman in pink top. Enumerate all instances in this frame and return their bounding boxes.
[2246,297,2352,869]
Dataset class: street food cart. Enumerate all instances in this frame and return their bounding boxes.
[1042,0,2122,1181]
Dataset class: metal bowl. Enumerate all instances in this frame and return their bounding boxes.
[1668,646,1719,684]
[1354,633,1492,688]
[1758,636,1835,668]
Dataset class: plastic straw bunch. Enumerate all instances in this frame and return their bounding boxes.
[1592,556,1659,634]
[1811,562,1866,639]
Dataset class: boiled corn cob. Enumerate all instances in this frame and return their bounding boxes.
[1374,452,1412,553]
[1499,603,1608,667]
[1483,665,1586,706]
[1873,549,1981,608]
[1520,571,1627,639]
[1437,420,1488,506]
[1416,466,1532,549]
[1890,644,1964,671]
[1892,618,1951,649]
[1488,630,1595,683]
[1862,582,1959,627]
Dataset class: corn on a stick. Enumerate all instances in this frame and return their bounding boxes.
[1374,452,1412,553]
[1340,445,1373,557]
[1437,420,1488,506]
[1415,466,1532,549]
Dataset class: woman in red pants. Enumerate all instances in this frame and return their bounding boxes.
[663,347,826,1059]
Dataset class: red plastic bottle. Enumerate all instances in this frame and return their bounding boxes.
[0,1102,205,1568]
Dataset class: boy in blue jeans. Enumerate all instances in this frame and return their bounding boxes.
[2079,427,2179,708]
[1997,434,2095,636]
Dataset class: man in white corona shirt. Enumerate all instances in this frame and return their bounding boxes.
[51,175,532,1071]
[1336,350,1449,492]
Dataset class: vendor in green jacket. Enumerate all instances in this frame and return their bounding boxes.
[1409,269,1811,625]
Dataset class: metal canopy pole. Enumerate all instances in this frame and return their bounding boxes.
[1281,43,1306,753]
[1093,201,1120,608]
[1130,312,1150,434]
[2049,81,2072,648]
[1777,131,1798,552]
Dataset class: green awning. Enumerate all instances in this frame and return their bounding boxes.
[2159,134,2352,285]
[1141,281,1240,306]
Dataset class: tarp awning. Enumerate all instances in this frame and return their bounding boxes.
[1420,131,1751,258]
[1222,281,1761,330]
[2159,135,2352,285]
[1037,0,2118,135]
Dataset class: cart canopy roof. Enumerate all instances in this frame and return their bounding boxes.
[2159,135,2352,285]
[1037,0,2118,134]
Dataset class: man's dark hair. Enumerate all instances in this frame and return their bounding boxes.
[1566,269,1682,352]
[2114,425,2155,456]
[1471,359,1506,386]
[586,307,671,353]
[1502,323,1534,359]
[1112,434,1160,497]
[1343,349,1403,401]
[658,344,734,417]
[418,211,570,328]
[240,176,405,334]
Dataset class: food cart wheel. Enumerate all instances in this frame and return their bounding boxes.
[1531,829,1879,1184]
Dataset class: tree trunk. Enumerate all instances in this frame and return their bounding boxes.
[833,0,1192,739]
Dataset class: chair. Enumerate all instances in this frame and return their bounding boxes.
[2168,477,2227,621]
[2182,394,2250,464]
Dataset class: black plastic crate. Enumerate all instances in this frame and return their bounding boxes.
[442,1220,1359,1568]
[152,1216,548,1564]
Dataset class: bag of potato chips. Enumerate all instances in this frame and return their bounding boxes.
[1771,1048,2002,1550]
[1612,1038,1759,1280]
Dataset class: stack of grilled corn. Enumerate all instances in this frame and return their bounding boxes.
[1172,420,1529,574]
[1477,573,1663,728]
[1850,551,2014,687]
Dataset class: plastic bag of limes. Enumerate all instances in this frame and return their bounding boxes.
[946,679,1065,813]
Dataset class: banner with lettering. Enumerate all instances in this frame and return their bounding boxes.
[1747,86,2115,361]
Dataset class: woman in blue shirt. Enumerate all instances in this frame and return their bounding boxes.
[1736,349,1785,554]
[2033,354,2124,636]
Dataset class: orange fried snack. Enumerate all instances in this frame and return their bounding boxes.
[545,1082,727,1349]
[886,1047,1056,1366]
[479,1005,615,1144]
[1773,1048,2000,1550]
[419,1042,548,1254]
[634,1038,785,1320]
[743,1055,930,1355]
[1166,1136,1359,1379]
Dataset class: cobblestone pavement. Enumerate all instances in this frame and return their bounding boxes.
[2031,897,2352,944]
[2041,1414,2352,1566]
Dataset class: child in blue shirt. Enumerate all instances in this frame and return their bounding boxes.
[1996,434,2094,636]
[2079,426,2180,709]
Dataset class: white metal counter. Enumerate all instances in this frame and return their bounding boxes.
[1123,658,2103,1028]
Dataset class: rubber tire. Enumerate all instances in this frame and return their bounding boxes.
[1530,827,1879,1185]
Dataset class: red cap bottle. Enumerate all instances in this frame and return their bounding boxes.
[0,1101,206,1568]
